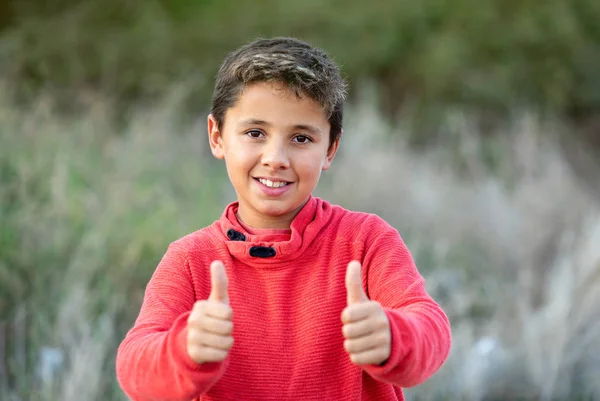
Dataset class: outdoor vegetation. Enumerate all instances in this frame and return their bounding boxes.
[1,1,599,400]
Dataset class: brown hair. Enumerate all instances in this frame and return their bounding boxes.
[211,37,348,146]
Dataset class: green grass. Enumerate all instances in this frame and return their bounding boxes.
[1,86,599,400]
[0,89,227,399]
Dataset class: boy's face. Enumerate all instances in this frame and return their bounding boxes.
[208,82,339,229]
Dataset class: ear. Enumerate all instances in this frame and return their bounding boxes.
[322,130,341,171]
[208,114,225,159]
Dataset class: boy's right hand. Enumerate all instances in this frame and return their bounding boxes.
[186,260,234,365]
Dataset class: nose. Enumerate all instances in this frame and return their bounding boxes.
[261,140,290,170]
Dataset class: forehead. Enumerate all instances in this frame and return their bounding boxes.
[225,82,329,127]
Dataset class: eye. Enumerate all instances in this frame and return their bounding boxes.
[246,130,264,139]
[293,135,312,144]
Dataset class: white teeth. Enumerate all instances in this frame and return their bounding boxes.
[258,178,288,188]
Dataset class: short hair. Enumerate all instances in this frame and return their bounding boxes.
[211,37,348,147]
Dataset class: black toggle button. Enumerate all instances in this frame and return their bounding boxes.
[249,246,276,258]
[227,229,246,242]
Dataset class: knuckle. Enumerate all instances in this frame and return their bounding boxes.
[213,349,227,361]
[187,316,199,328]
[188,310,203,325]
[187,329,202,345]
[371,303,383,315]
[359,321,371,334]
[200,322,214,333]
[196,318,210,331]
[211,333,224,346]
[341,308,352,323]
[188,345,203,362]
[192,301,207,313]
[203,348,218,361]
[358,338,370,352]
[342,325,351,338]
[189,317,206,331]
[213,303,232,319]
[372,315,386,329]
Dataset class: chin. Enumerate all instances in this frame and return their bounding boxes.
[256,203,295,217]
[256,199,305,217]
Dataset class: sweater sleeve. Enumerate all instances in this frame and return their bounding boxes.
[116,240,228,401]
[359,219,452,388]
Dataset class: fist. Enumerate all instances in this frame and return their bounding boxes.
[341,261,391,366]
[187,261,234,364]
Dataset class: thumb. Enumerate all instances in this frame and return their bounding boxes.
[208,260,229,303]
[346,260,368,304]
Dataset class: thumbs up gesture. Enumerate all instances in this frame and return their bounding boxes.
[187,261,234,364]
[341,261,391,366]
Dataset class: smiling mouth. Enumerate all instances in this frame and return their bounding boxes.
[255,178,291,188]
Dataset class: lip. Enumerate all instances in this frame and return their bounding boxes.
[253,177,293,197]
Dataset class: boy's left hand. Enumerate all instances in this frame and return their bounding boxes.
[341,261,391,366]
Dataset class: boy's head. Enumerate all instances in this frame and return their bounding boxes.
[207,37,347,229]
[210,37,347,147]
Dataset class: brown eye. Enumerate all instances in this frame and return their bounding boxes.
[247,130,264,138]
[293,135,312,143]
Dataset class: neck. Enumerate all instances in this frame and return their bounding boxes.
[236,199,309,230]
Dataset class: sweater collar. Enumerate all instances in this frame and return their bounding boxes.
[218,196,332,264]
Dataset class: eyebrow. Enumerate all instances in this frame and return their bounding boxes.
[239,119,322,135]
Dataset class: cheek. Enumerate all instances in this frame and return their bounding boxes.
[224,144,255,169]
[295,155,324,180]
[223,157,252,187]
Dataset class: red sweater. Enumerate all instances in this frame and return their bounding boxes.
[116,196,451,400]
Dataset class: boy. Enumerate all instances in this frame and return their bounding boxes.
[116,37,451,401]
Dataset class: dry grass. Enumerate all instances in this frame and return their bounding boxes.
[319,93,600,400]
[1,86,599,400]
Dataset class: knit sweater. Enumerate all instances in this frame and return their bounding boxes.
[116,196,452,401]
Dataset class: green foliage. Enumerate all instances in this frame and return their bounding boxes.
[0,93,226,398]
[1,2,599,398]
[1,0,599,119]
[1,85,599,400]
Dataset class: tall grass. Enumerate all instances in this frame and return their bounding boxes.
[1,85,599,400]
[322,93,600,400]
[0,86,225,400]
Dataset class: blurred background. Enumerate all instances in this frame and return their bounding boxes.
[1,1,600,400]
